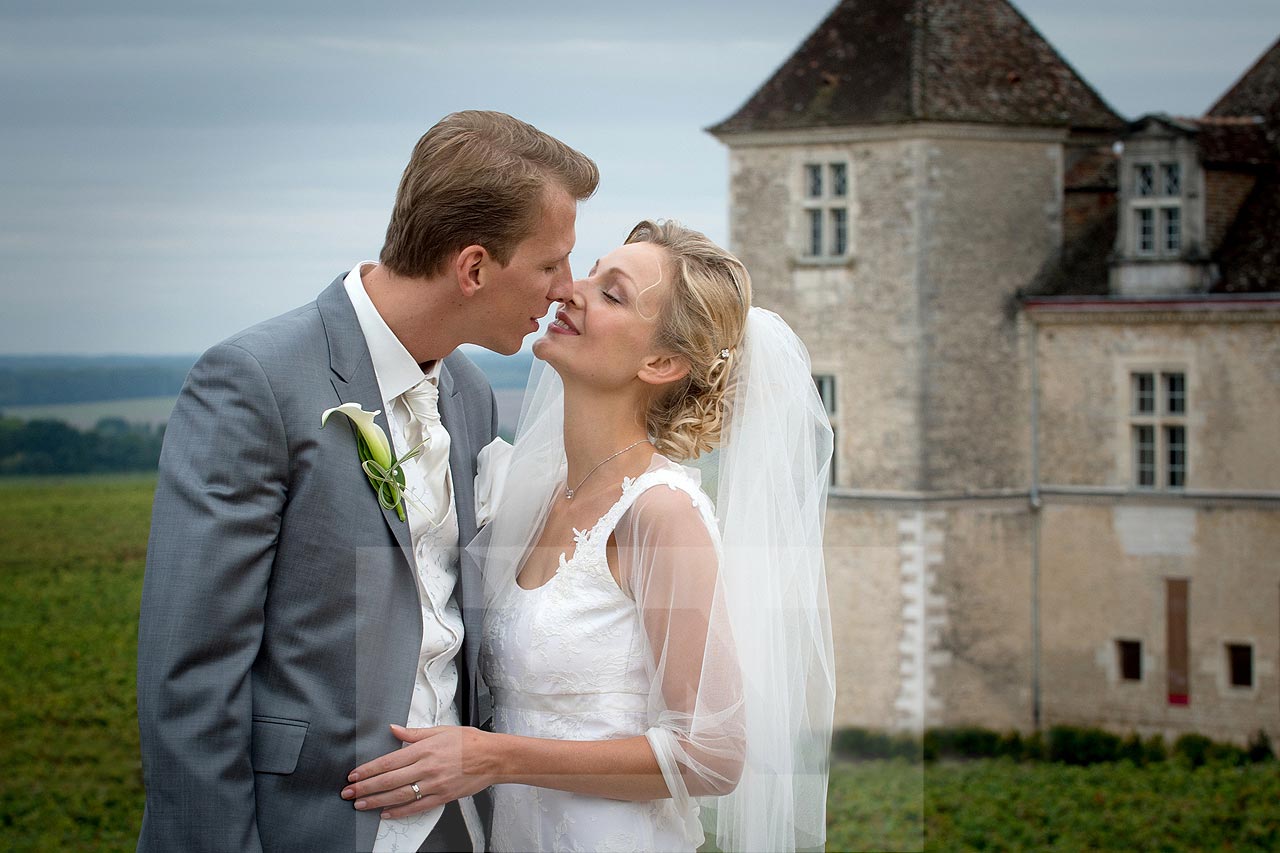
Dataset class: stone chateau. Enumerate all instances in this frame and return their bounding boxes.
[709,0,1279,743]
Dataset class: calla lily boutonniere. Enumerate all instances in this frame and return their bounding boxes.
[321,403,424,521]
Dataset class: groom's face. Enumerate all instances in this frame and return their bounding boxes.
[476,185,577,355]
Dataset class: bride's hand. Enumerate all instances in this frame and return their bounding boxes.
[341,724,496,819]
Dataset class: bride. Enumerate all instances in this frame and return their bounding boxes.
[344,220,835,852]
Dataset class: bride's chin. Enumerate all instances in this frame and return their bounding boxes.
[531,335,555,361]
[532,336,571,370]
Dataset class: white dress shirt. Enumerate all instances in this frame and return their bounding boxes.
[343,263,483,852]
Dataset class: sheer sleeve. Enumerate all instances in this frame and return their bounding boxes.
[473,437,514,529]
[612,478,746,837]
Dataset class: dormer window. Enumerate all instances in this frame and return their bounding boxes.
[1131,161,1182,257]
[1110,116,1209,295]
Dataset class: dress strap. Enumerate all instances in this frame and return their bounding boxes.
[584,468,715,555]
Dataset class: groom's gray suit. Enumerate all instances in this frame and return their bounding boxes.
[137,275,496,852]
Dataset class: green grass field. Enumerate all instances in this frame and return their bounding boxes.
[2,475,1277,851]
[1,474,153,850]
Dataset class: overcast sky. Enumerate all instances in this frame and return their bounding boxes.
[3,1,1278,355]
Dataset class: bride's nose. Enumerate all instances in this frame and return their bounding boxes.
[562,278,587,308]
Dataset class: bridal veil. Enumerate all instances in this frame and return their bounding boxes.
[470,306,835,852]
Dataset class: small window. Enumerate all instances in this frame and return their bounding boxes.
[1127,159,1185,259]
[1135,164,1155,197]
[814,374,837,485]
[1137,208,1155,254]
[807,209,823,257]
[1163,207,1181,253]
[805,164,823,199]
[1134,426,1156,487]
[1227,644,1253,688]
[830,208,848,256]
[801,162,851,259]
[1133,373,1155,415]
[830,162,848,197]
[1117,640,1142,681]
[1165,373,1185,414]
[1166,579,1189,705]
[1166,426,1186,489]
[814,374,836,414]
[1130,370,1187,489]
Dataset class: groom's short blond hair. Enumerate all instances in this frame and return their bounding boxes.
[380,111,598,278]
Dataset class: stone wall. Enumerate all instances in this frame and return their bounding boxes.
[729,138,925,491]
[1039,500,1280,744]
[726,129,1060,493]
[1036,315,1280,490]
[917,137,1057,491]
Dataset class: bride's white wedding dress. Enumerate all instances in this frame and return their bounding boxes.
[480,461,722,853]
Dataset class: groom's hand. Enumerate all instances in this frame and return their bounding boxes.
[341,724,495,819]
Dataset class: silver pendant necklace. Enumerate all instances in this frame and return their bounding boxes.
[565,439,649,500]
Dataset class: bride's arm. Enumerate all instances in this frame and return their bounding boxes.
[341,487,745,816]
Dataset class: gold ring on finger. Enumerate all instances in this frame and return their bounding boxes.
[411,782,423,801]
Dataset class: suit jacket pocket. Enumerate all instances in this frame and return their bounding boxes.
[251,716,309,775]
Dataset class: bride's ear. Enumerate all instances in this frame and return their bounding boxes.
[453,245,488,297]
[637,352,689,387]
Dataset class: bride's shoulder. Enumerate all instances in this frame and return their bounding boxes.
[624,454,705,497]
[618,455,716,535]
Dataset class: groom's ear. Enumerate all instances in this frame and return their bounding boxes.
[454,245,488,297]
[637,352,690,387]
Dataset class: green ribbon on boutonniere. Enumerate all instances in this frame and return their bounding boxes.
[321,403,425,522]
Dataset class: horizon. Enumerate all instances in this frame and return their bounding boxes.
[0,346,532,360]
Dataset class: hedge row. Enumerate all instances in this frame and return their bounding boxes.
[0,415,165,474]
[832,725,1276,768]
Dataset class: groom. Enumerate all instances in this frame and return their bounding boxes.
[137,111,597,852]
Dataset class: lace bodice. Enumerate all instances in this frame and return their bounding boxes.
[479,465,718,853]
[482,466,716,728]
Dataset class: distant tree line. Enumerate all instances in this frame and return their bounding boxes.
[0,353,535,405]
[0,415,165,475]
[0,362,194,406]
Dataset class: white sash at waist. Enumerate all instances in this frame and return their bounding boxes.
[490,687,648,715]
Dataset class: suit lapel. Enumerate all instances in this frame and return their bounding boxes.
[437,359,476,547]
[318,276,416,570]
[438,355,485,727]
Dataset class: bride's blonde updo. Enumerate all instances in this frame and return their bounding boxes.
[627,220,752,461]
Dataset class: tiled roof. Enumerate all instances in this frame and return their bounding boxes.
[1064,146,1118,191]
[1027,167,1279,298]
[1027,35,1280,299]
[710,0,1124,135]
[1203,37,1280,292]
[1023,206,1114,298]
[1214,171,1280,293]
[1195,121,1272,167]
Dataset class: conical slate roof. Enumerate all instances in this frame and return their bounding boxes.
[710,0,1123,135]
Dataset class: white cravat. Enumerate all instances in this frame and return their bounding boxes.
[400,375,452,526]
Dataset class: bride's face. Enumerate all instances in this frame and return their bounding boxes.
[533,241,673,390]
